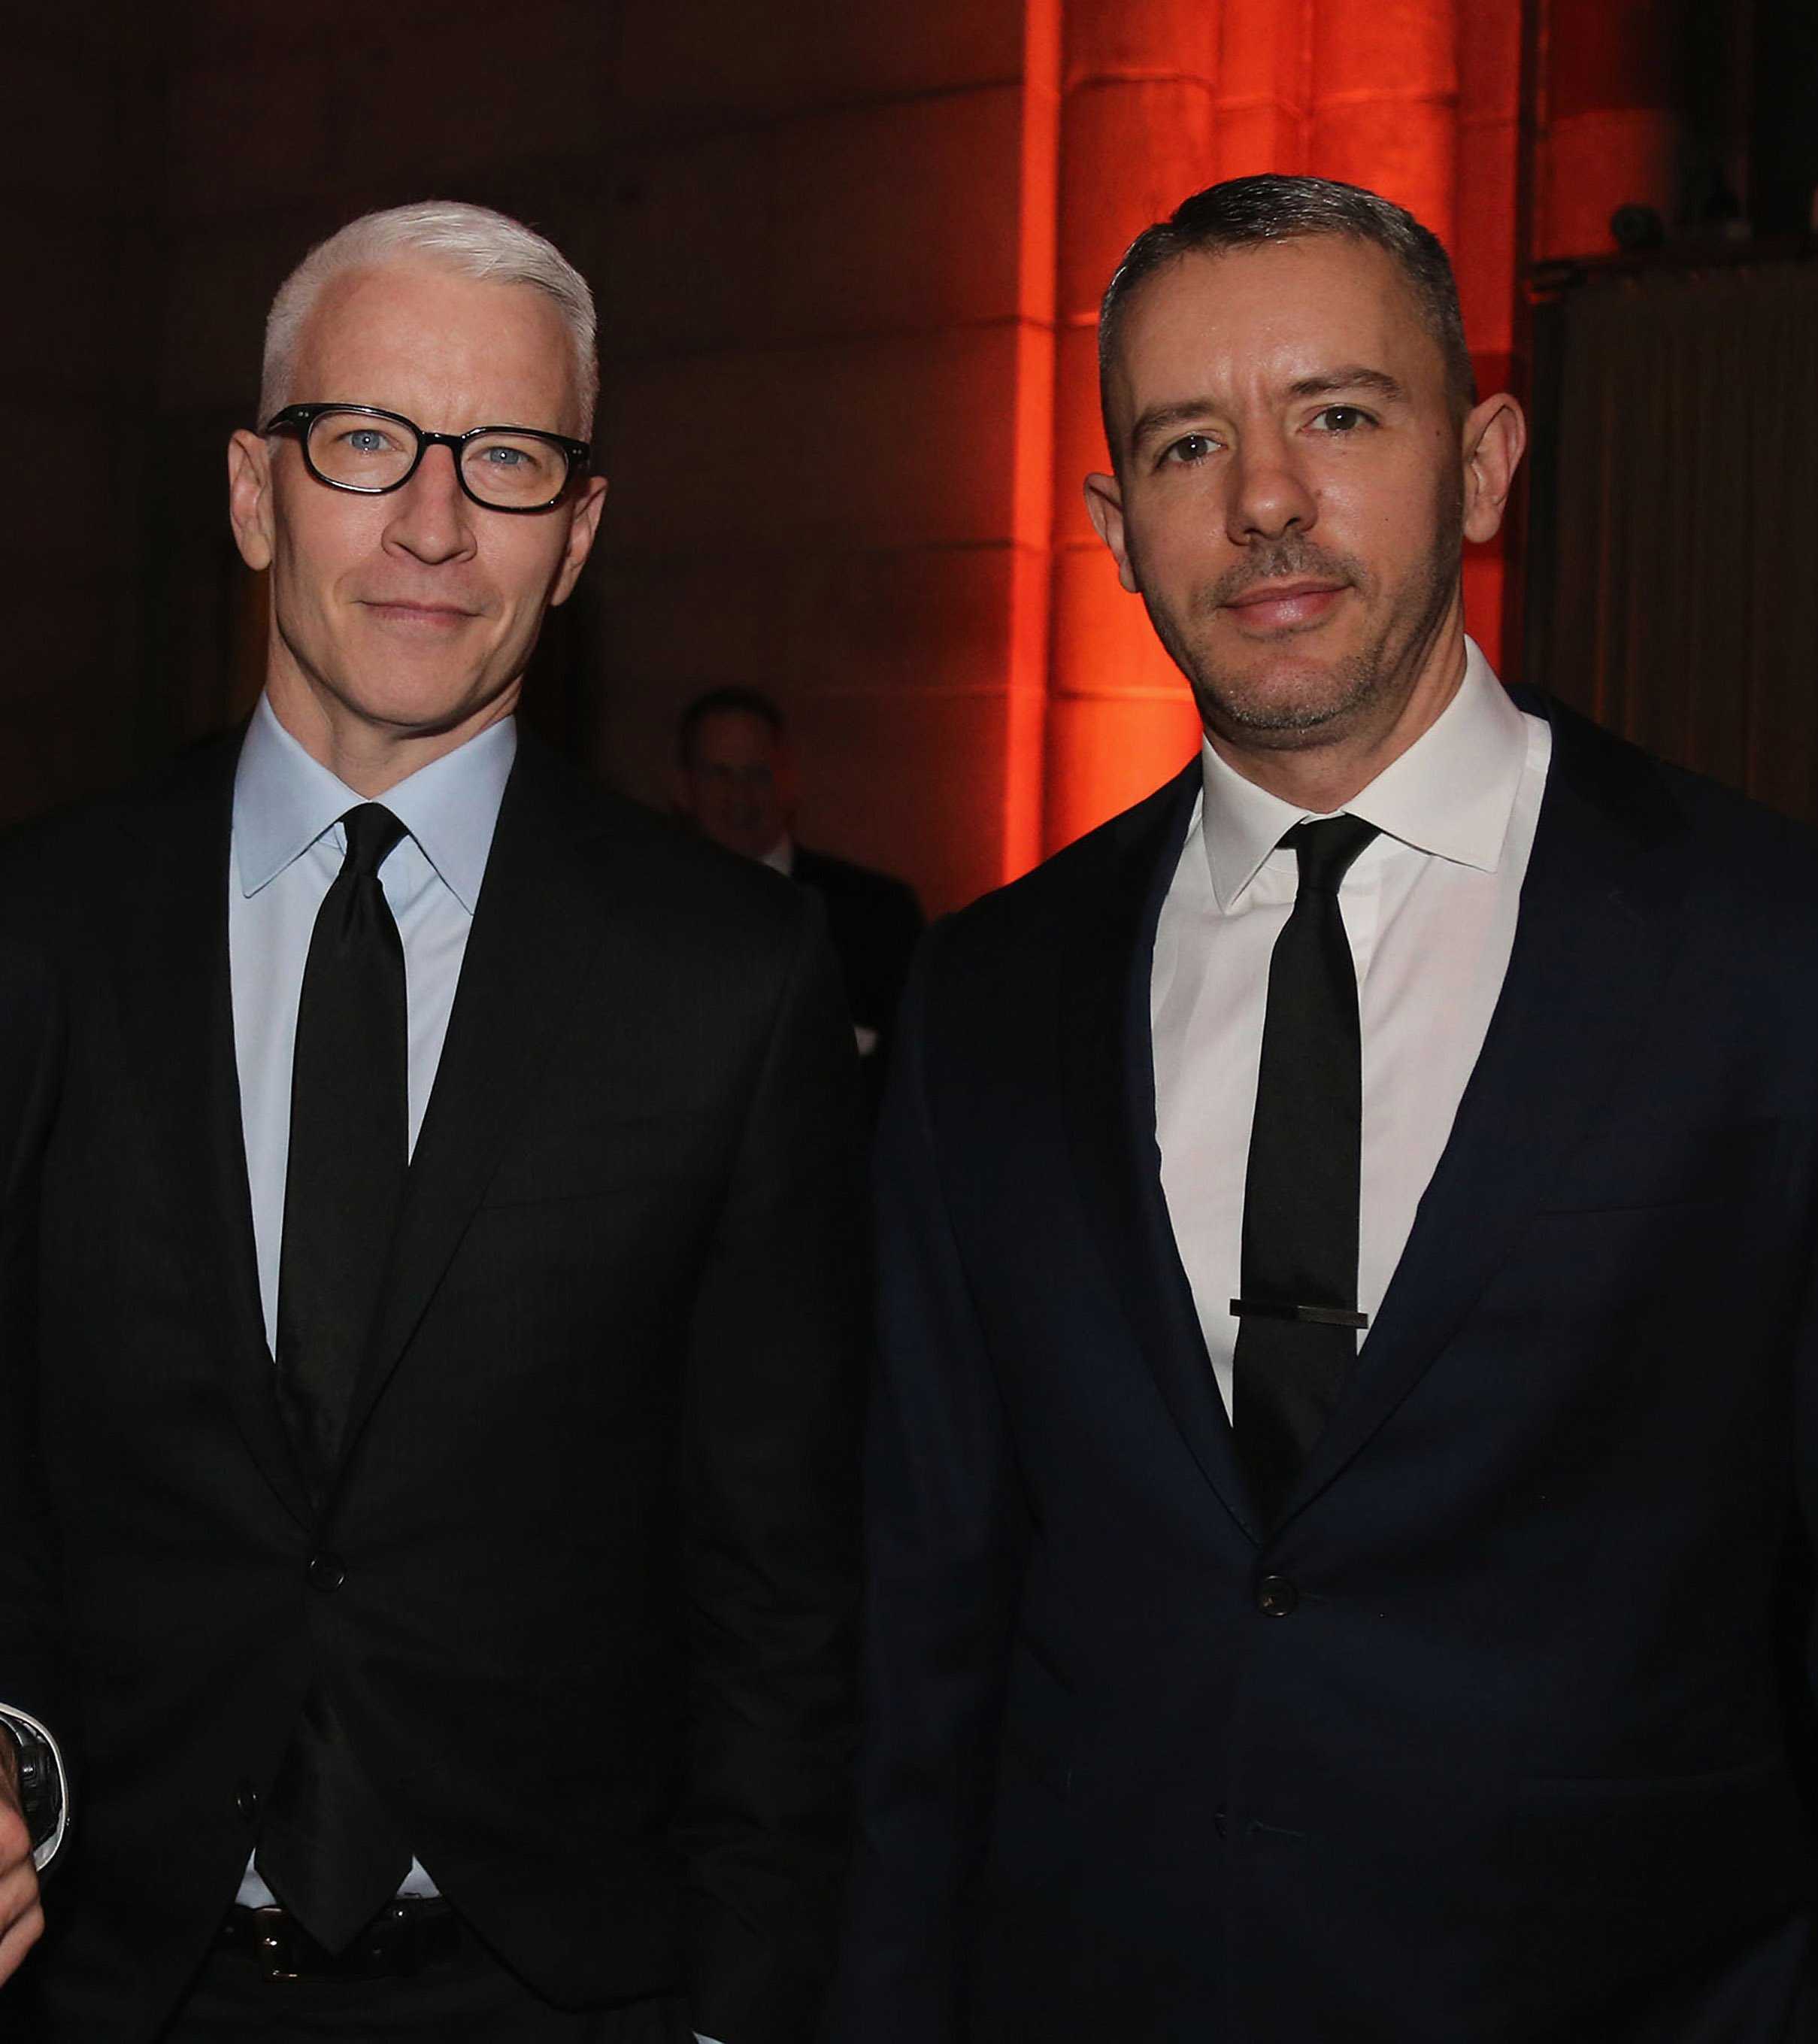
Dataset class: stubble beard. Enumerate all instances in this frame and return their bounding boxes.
[1137,480,1464,756]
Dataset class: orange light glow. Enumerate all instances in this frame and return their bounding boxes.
[962,0,1668,895]
[1020,0,1560,879]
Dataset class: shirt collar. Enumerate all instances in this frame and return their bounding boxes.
[1199,636,1530,909]
[233,692,517,914]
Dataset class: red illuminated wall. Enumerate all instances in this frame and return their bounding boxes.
[598,0,1677,911]
[3,0,1679,913]
[1535,0,1684,259]
[597,0,1568,905]
[1038,0,1528,854]
[935,0,1673,895]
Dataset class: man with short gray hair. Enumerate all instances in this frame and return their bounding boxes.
[0,200,861,2042]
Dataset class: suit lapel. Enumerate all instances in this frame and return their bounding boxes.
[110,734,314,1529]
[1282,700,1692,1523]
[330,736,613,1471]
[1062,763,1261,1544]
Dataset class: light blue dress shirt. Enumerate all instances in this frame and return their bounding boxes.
[3,698,517,1896]
[226,702,727,2041]
[16,699,724,2035]
[231,691,515,1909]
[228,692,516,1359]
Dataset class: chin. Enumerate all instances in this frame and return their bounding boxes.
[332,659,492,728]
[1196,657,1376,741]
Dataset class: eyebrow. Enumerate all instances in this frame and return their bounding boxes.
[1285,365,1407,404]
[1126,365,1409,455]
[1126,399,1221,453]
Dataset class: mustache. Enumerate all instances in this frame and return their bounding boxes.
[1201,540,1363,612]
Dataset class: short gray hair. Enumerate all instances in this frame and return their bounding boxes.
[1099,174,1475,442]
[259,199,599,432]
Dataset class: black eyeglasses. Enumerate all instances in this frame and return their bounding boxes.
[262,402,591,513]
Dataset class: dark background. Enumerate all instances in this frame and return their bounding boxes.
[4,0,1816,913]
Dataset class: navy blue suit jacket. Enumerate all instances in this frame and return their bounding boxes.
[834,697,1818,2042]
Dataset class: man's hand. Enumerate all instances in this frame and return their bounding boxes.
[0,1734,43,1986]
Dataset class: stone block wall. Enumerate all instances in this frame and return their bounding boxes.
[0,3,162,814]
[1,0,1700,913]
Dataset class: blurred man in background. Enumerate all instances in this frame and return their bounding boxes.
[677,687,923,1112]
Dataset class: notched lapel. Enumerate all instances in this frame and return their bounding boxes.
[109,738,313,1529]
[331,741,614,1473]
[1060,765,1260,1544]
[1284,705,1692,1523]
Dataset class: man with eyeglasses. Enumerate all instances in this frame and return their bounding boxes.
[0,201,861,2043]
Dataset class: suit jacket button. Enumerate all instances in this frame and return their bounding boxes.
[235,1782,259,1823]
[307,1553,346,1593]
[1256,1573,1298,1617]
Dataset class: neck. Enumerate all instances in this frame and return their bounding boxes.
[1205,616,1468,814]
[265,666,518,797]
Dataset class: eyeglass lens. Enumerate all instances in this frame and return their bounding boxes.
[304,410,569,508]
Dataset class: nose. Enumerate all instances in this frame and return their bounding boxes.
[1226,428,1317,547]
[383,442,476,565]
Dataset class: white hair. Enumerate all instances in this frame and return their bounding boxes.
[259,199,599,433]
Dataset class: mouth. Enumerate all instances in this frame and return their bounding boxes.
[1220,579,1348,633]
[360,599,479,628]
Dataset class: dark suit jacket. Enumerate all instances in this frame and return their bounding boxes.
[0,727,862,2044]
[789,848,923,1116]
[833,698,1818,2042]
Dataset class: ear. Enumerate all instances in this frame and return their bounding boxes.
[227,429,275,572]
[1461,394,1526,545]
[1084,471,1140,593]
[550,474,609,608]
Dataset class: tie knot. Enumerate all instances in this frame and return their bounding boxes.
[338,804,406,881]
[1284,813,1378,893]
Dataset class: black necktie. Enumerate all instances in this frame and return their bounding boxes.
[259,802,412,1948]
[274,802,408,1482]
[1231,814,1379,1527]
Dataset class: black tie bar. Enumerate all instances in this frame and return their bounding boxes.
[1230,1299,1370,1330]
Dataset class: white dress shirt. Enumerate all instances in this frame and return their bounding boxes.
[1150,639,1552,1421]
[230,691,515,1908]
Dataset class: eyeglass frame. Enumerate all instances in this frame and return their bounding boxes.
[260,402,593,514]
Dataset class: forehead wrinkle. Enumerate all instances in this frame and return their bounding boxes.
[294,264,583,437]
[1106,238,1452,457]
[1285,365,1407,403]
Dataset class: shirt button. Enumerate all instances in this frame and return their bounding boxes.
[307,1553,346,1593]
[1256,1573,1298,1617]
[235,1782,260,1823]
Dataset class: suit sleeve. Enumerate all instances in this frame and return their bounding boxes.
[0,940,72,1857]
[826,936,1033,2044]
[678,902,865,2044]
[872,880,926,1036]
[1790,1160,1818,1794]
